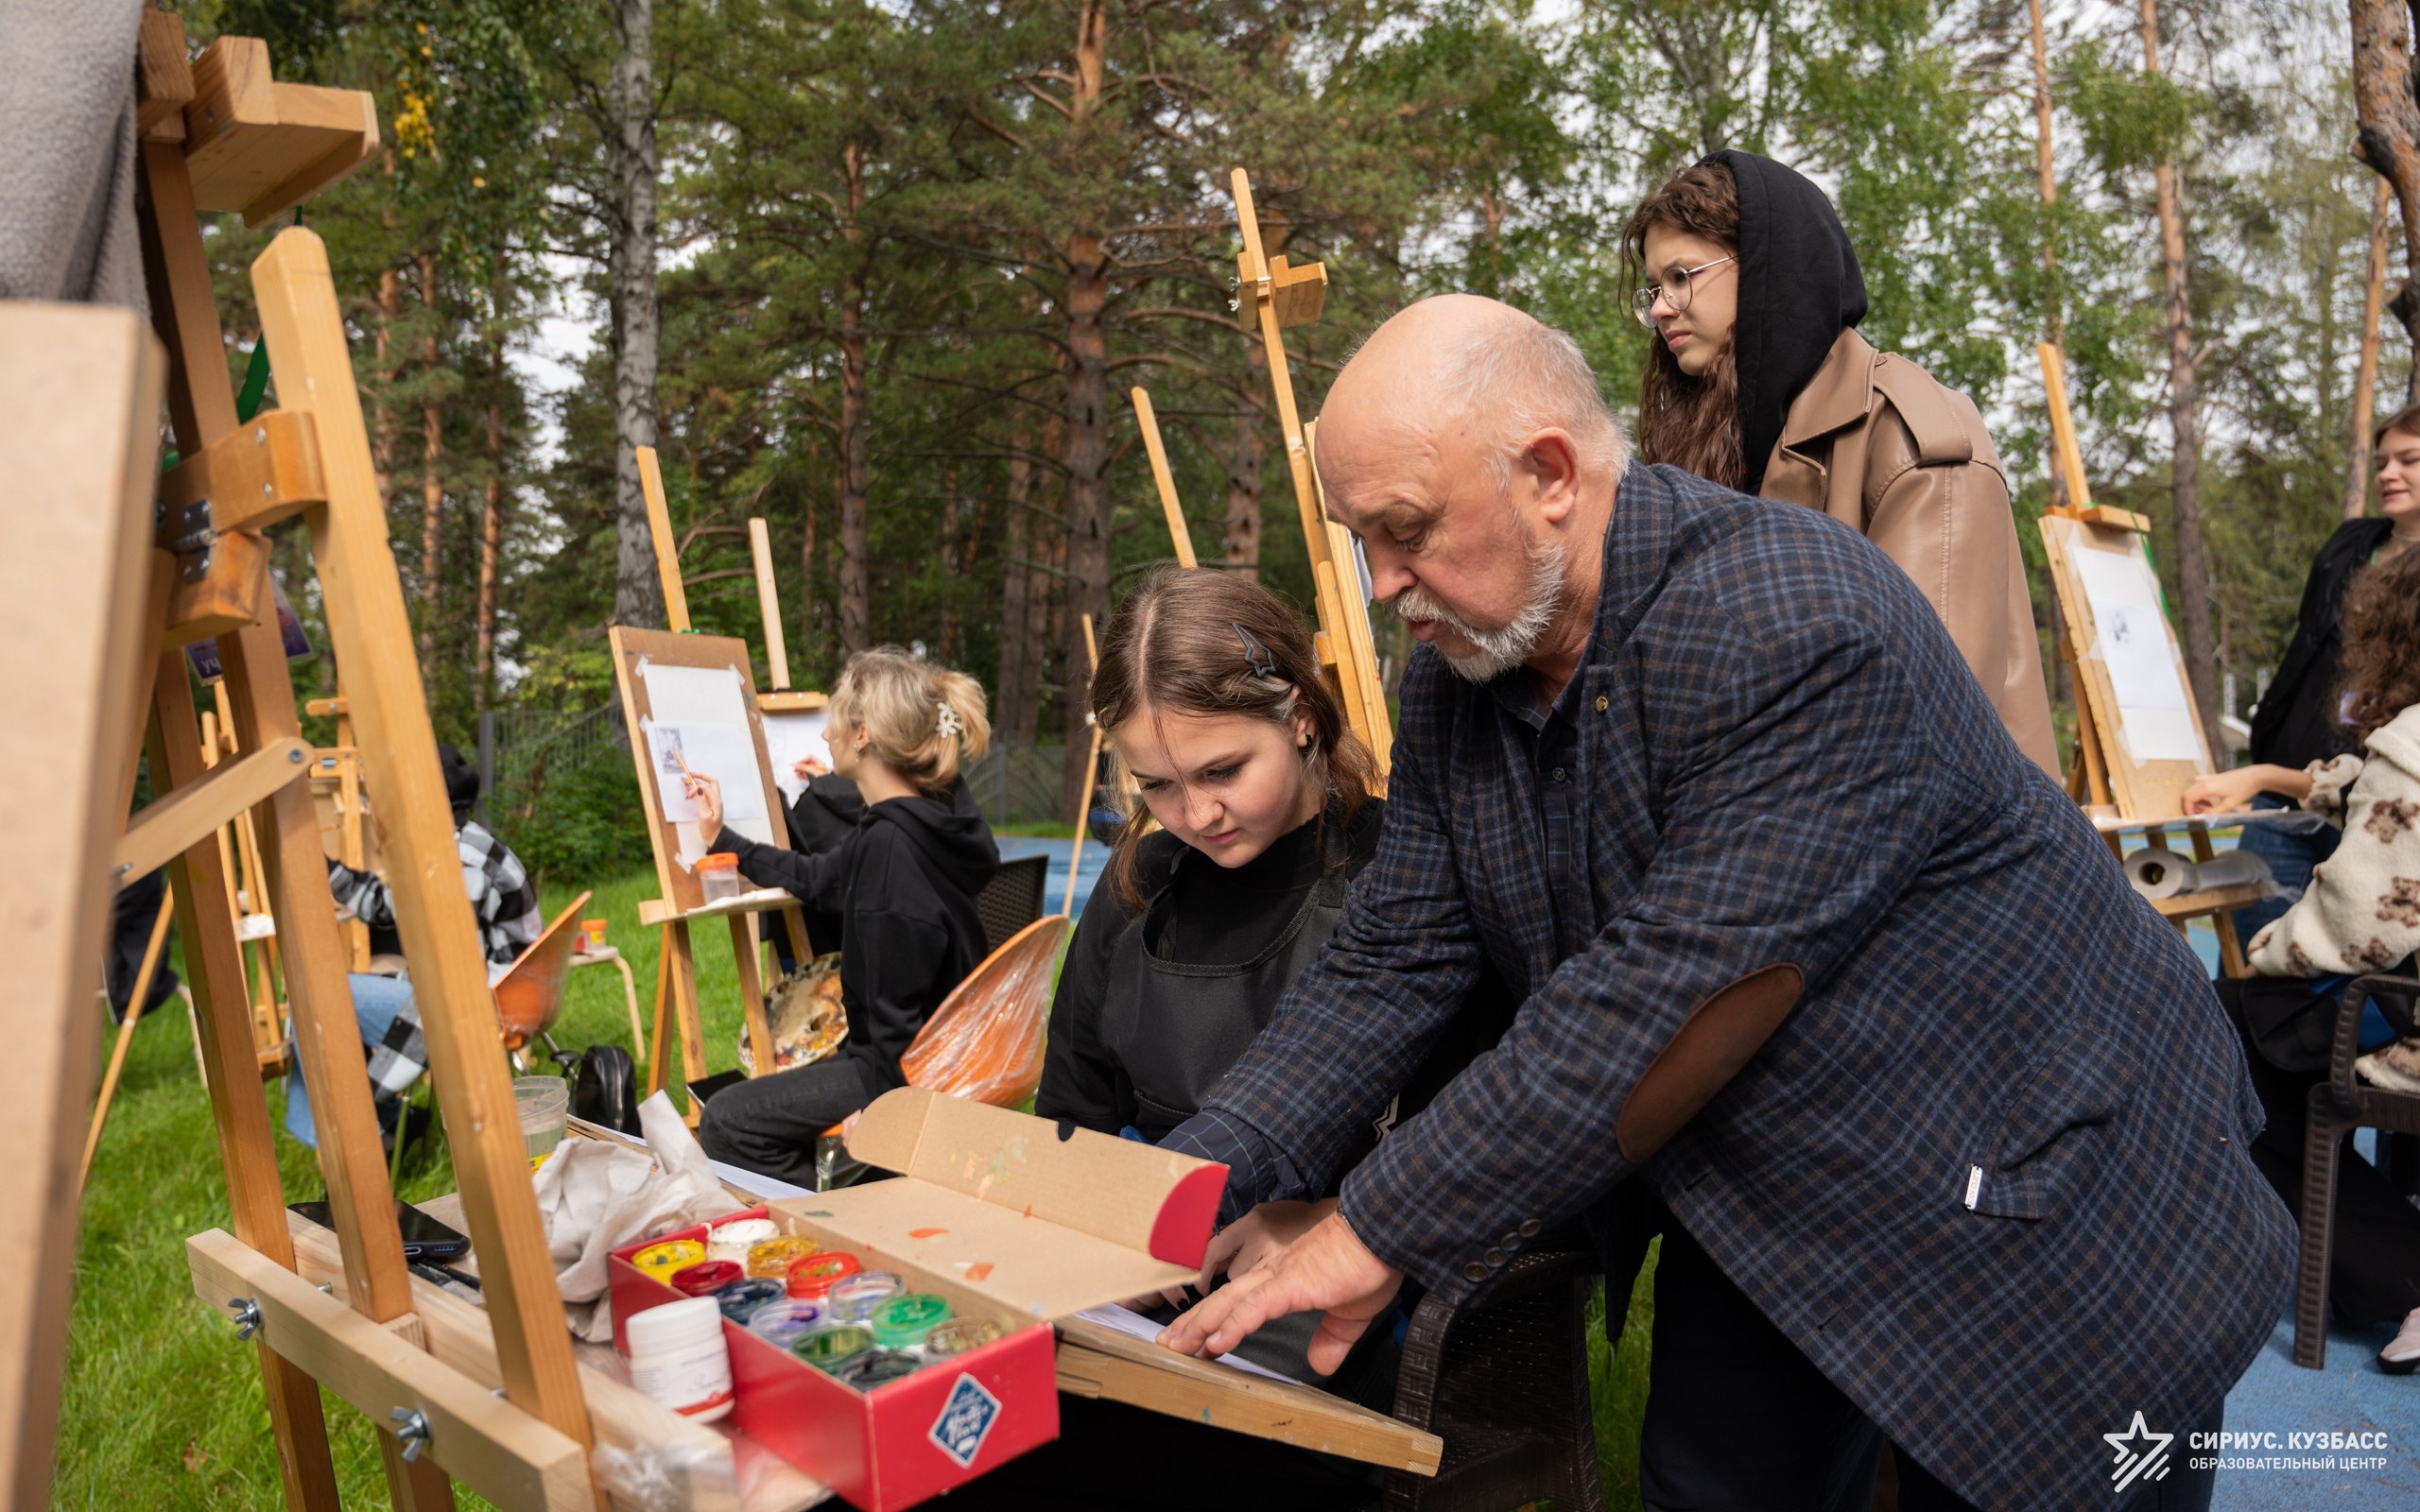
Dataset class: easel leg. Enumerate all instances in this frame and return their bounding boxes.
[2187,826,2250,977]
[78,885,175,1193]
[730,914,775,1077]
[666,921,709,1127]
[781,904,813,963]
[146,683,342,1512]
[647,937,672,1100]
[610,953,645,1073]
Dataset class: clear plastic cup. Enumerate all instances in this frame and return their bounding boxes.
[515,1076,569,1165]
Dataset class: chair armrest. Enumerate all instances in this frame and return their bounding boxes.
[2328,972,2420,1112]
[1392,1247,1599,1435]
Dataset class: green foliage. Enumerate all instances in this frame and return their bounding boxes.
[494,750,656,883]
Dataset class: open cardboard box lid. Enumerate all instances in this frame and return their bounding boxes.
[775,1088,1228,1322]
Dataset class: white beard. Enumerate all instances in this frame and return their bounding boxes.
[1388,524,1567,683]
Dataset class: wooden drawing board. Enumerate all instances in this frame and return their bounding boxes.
[609,626,789,917]
[2040,514,2211,821]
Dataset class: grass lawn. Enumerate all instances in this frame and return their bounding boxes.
[61,865,1653,1508]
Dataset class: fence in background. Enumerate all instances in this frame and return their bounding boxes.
[476,700,628,822]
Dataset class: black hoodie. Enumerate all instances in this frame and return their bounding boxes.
[1707,149,1868,493]
[713,779,999,1088]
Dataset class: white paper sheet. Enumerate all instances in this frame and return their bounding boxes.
[646,720,769,825]
[1070,1304,1291,1383]
[638,661,751,725]
[2097,602,2188,712]
[2117,705,2204,765]
[762,710,832,807]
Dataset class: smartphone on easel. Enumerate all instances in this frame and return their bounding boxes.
[288,1197,472,1262]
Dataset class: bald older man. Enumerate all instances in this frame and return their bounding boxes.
[1155,297,2291,1511]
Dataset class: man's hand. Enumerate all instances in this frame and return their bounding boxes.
[1196,1197,1338,1293]
[1157,1208,1402,1376]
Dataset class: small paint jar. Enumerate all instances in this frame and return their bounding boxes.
[632,1239,706,1284]
[744,1236,821,1280]
[921,1317,1004,1360]
[834,1349,923,1390]
[714,1278,784,1323]
[824,1271,904,1323]
[745,1298,827,1349]
[870,1293,952,1351]
[785,1250,861,1300]
[625,1297,734,1422]
[707,1217,780,1267]
[698,852,742,903]
[788,1322,875,1375]
[669,1260,742,1297]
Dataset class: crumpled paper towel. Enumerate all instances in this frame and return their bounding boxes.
[531,1091,745,1341]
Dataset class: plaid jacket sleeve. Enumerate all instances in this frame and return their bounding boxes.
[1211,568,1945,1303]
[325,857,397,931]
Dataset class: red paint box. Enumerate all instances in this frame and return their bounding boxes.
[610,1088,1225,1511]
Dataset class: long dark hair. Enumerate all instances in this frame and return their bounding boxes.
[1090,569,1376,906]
[1621,162,1744,489]
[2339,544,2420,747]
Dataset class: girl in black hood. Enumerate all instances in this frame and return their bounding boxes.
[688,646,999,1186]
[1622,151,2059,775]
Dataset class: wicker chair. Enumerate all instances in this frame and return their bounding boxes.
[2291,970,2420,1368]
[1372,1247,1604,1511]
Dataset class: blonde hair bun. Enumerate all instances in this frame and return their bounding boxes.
[829,648,992,796]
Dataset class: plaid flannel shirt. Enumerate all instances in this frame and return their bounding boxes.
[1167,462,2294,1509]
[325,817,543,1096]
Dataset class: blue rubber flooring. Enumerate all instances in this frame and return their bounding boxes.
[2216,1311,2420,1508]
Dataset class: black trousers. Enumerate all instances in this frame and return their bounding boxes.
[1635,1211,2221,1512]
[695,1055,885,1187]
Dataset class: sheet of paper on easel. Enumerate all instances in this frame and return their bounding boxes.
[2070,541,2202,765]
[762,710,831,807]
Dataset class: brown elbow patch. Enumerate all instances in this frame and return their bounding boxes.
[1616,963,1805,1164]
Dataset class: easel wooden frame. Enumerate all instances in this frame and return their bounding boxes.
[608,625,787,1122]
[82,19,615,1508]
[1227,168,1393,782]
[2038,342,2252,975]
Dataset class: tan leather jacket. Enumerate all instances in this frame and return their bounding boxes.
[1760,330,2059,776]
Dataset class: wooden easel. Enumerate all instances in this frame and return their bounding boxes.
[1129,387,1199,568]
[308,693,377,971]
[1227,168,1393,782]
[70,19,614,1507]
[2039,343,2254,975]
[628,451,818,1121]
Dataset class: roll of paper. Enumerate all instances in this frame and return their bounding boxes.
[2125,846,2197,900]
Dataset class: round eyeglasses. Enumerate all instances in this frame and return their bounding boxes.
[1631,255,1736,329]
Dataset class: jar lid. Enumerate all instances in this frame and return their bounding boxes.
[632,1239,706,1280]
[785,1250,862,1299]
[922,1317,1005,1359]
[625,1296,725,1354]
[714,1278,785,1321]
[669,1260,743,1297]
[870,1293,952,1349]
[789,1323,875,1372]
[697,852,739,872]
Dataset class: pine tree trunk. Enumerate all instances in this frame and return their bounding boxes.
[2028,0,2068,513]
[2350,0,2420,402]
[999,446,1035,743]
[1059,0,1111,821]
[418,249,443,677]
[610,0,665,628]
[2138,0,2221,742]
[2347,174,2393,519]
[475,245,506,712]
[798,450,821,677]
[838,144,872,656]
[1224,343,1266,576]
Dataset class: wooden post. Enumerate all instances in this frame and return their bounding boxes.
[2346,173,2394,520]
[1228,168,1390,782]
[1130,387,1198,568]
[0,303,168,1510]
[254,226,596,1468]
[79,886,177,1192]
[748,517,790,687]
[1064,613,1106,917]
[639,444,689,632]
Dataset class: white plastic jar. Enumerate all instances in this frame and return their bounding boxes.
[625,1296,735,1421]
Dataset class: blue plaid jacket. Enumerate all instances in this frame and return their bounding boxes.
[1169,462,2293,1510]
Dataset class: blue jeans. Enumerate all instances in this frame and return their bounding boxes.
[283,972,416,1148]
[2229,792,2340,943]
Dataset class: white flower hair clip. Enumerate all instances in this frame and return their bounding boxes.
[936,701,963,739]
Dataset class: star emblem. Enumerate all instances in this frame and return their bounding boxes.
[2102,1411,2173,1492]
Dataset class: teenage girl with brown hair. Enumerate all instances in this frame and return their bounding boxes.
[1622,151,2058,775]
